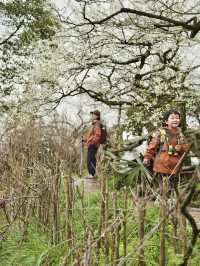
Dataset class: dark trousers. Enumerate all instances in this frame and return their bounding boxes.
[154,173,177,188]
[153,173,178,198]
[87,144,98,176]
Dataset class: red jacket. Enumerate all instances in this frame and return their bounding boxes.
[84,121,101,147]
[144,127,189,174]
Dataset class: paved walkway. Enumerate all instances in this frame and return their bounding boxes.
[189,208,200,229]
[73,176,100,194]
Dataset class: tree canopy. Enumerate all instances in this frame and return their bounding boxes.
[0,0,60,114]
[1,0,200,131]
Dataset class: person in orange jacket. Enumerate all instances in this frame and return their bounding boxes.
[143,109,189,186]
[84,110,102,178]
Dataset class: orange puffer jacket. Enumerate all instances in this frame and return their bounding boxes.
[84,122,102,147]
[144,128,189,174]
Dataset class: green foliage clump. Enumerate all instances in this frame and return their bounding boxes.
[1,0,60,46]
[0,227,49,266]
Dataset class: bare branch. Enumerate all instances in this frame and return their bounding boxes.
[0,21,24,46]
[73,6,200,38]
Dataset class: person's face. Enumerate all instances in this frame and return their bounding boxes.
[165,113,180,128]
[91,114,99,123]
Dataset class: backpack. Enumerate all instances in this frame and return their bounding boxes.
[147,128,165,146]
[99,124,107,145]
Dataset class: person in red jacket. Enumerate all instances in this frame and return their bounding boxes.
[143,110,189,186]
[84,110,102,178]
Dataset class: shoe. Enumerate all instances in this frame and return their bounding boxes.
[86,174,95,179]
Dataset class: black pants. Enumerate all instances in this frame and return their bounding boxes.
[154,173,177,188]
[87,144,98,176]
[152,173,178,198]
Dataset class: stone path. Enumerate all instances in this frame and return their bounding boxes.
[73,176,100,194]
[189,208,200,229]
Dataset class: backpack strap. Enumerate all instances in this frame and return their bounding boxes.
[151,128,167,143]
[159,128,168,144]
[151,128,168,153]
[176,128,185,144]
